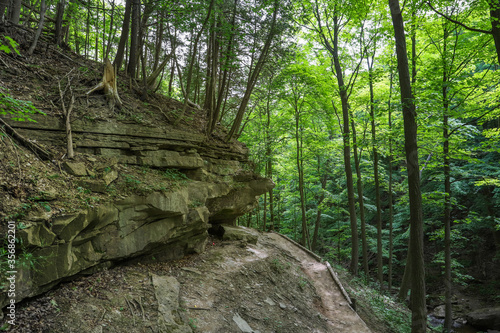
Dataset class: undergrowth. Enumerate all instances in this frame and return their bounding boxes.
[333,264,412,333]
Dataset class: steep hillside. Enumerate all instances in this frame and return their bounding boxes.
[0,24,273,311]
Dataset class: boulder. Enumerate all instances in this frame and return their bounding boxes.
[222,225,259,244]
[466,307,500,330]
[63,162,88,176]
[152,274,193,333]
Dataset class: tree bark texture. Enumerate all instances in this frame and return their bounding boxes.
[28,0,47,55]
[351,115,369,277]
[388,0,427,332]
[127,0,140,76]
[113,0,131,70]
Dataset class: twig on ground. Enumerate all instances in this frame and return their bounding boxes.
[124,297,136,326]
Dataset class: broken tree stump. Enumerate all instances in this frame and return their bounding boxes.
[86,58,122,111]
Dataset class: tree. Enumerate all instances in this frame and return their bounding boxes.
[114,0,132,70]
[28,0,47,55]
[427,0,500,64]
[303,0,371,275]
[127,0,140,76]
[388,0,427,332]
[225,0,280,142]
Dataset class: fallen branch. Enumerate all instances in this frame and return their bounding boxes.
[0,117,52,161]
[58,71,75,159]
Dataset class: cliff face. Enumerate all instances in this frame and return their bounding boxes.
[1,114,273,308]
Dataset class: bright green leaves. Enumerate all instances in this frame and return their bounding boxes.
[0,87,45,122]
[0,36,20,55]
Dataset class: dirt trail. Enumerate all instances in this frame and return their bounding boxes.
[266,233,371,332]
[175,231,372,333]
[4,229,372,333]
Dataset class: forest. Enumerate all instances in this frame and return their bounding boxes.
[1,0,499,332]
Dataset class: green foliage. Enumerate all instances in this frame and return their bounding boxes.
[0,36,20,55]
[163,169,188,181]
[0,87,45,122]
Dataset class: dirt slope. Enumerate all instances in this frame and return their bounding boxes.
[3,230,371,333]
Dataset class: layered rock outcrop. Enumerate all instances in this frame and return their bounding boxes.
[1,115,273,308]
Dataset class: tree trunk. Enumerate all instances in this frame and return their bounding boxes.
[9,0,21,24]
[94,2,99,61]
[296,109,309,248]
[105,0,116,59]
[173,0,215,126]
[263,191,267,231]
[368,55,383,287]
[442,23,453,333]
[389,1,427,332]
[0,0,9,23]
[209,0,238,134]
[114,0,132,70]
[84,1,90,57]
[312,158,327,252]
[28,0,47,55]
[388,63,395,291]
[333,16,359,276]
[488,0,500,64]
[127,0,140,76]
[54,0,66,46]
[351,113,369,277]
[225,0,279,142]
[265,88,274,231]
[153,10,164,72]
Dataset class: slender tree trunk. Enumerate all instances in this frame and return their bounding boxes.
[263,191,267,231]
[28,0,46,55]
[368,55,384,287]
[168,57,175,95]
[333,17,359,275]
[9,0,21,24]
[225,0,279,142]
[174,0,215,126]
[351,113,369,277]
[105,0,116,59]
[388,63,395,291]
[398,3,419,301]
[442,24,453,333]
[153,10,164,72]
[389,1,427,332]
[114,0,132,70]
[102,0,106,60]
[265,86,275,231]
[85,2,90,57]
[95,4,99,61]
[54,0,66,45]
[312,158,327,252]
[127,0,140,76]
[210,0,238,134]
[296,109,308,248]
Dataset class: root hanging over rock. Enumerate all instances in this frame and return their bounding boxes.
[86,58,122,111]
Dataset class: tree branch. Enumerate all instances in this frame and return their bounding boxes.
[426,2,492,35]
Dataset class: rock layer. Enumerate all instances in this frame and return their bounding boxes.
[1,116,274,308]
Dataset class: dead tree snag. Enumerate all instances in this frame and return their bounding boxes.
[86,58,122,111]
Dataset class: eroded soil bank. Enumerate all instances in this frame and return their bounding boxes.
[2,229,371,333]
